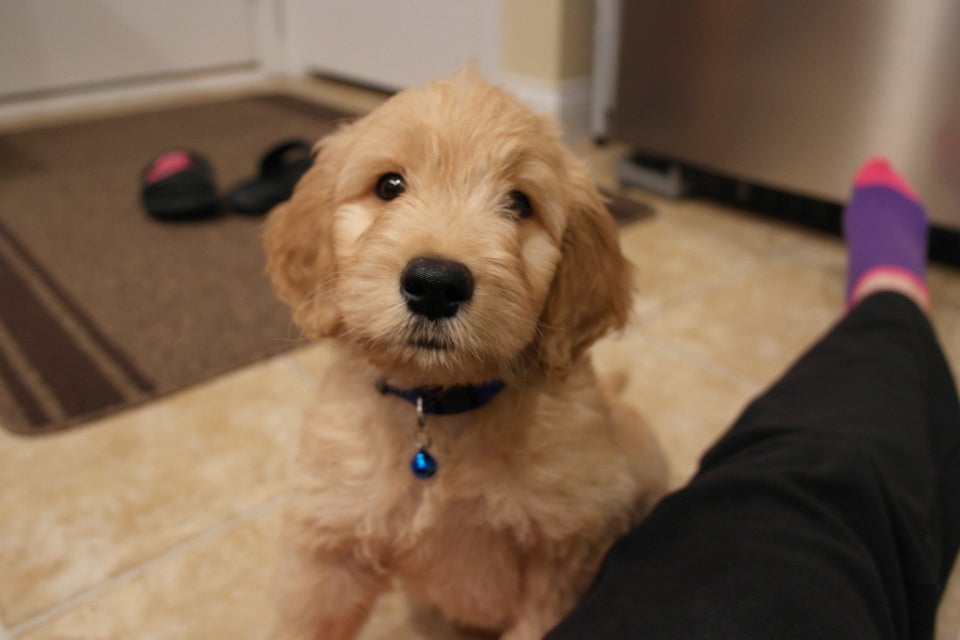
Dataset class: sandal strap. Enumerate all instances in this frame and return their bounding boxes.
[259,139,313,178]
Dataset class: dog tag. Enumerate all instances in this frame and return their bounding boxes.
[411,447,437,479]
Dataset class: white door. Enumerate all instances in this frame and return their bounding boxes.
[287,0,502,91]
[0,0,256,98]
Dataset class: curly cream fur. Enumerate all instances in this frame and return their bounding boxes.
[264,68,667,640]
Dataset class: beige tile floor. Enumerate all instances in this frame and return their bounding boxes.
[2,78,960,639]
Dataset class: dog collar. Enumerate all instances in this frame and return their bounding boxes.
[376,379,506,480]
[376,379,506,415]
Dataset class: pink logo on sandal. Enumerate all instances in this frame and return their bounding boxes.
[146,151,194,184]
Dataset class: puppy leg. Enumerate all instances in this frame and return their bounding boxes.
[272,549,387,640]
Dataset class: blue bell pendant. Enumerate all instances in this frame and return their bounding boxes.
[409,396,437,479]
[411,447,437,479]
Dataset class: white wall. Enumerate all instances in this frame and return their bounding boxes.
[285,0,501,91]
[0,0,600,140]
[0,0,258,98]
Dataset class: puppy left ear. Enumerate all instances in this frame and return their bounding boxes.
[456,60,484,82]
[263,126,353,338]
[536,160,633,374]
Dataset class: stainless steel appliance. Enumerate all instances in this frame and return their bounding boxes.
[612,1,960,252]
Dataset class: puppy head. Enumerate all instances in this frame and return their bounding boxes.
[264,69,631,384]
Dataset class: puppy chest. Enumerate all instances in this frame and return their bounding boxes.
[390,507,524,630]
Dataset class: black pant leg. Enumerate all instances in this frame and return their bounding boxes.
[548,292,960,640]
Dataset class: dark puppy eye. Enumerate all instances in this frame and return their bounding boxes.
[375,173,406,201]
[506,190,533,220]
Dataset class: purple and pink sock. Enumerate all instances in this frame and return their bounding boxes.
[844,157,929,310]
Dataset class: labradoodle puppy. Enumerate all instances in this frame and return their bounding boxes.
[264,68,666,640]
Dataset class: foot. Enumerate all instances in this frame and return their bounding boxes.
[843,157,930,312]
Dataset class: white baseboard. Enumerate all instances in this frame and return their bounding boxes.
[498,74,594,142]
[0,66,272,130]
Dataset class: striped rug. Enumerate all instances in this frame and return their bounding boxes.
[0,93,653,435]
[0,95,353,434]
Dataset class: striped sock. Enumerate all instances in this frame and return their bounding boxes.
[844,157,929,309]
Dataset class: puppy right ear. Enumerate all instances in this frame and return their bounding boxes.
[263,131,347,338]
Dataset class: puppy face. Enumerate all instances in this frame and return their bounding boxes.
[265,70,631,385]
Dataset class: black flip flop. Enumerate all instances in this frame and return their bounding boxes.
[225,139,314,214]
[141,149,220,221]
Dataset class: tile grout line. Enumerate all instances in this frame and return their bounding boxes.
[640,333,767,391]
[629,255,843,390]
[8,495,287,638]
[633,259,766,327]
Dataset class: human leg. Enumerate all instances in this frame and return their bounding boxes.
[547,292,960,640]
[547,161,960,640]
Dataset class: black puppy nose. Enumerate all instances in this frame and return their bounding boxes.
[400,257,474,320]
